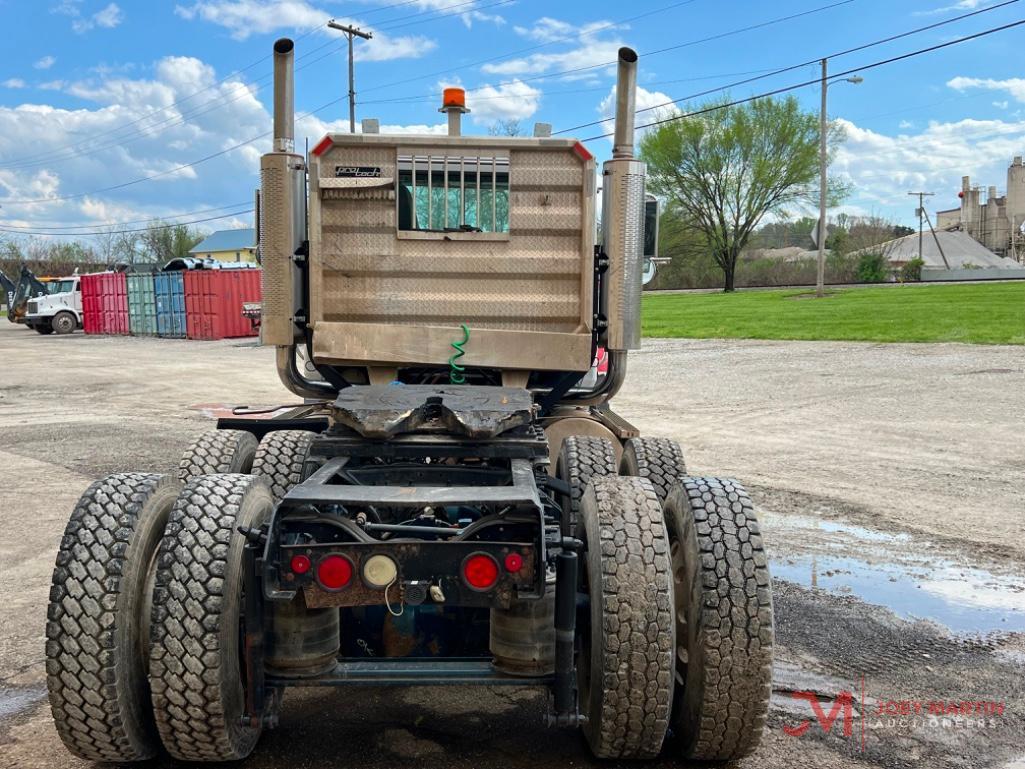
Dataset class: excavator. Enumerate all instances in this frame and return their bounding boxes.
[0,269,15,313]
[6,266,50,324]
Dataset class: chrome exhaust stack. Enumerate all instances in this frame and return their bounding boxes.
[600,47,646,353]
[612,47,638,160]
[261,38,307,360]
[273,38,295,153]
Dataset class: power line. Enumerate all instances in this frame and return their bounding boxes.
[0,1,515,171]
[0,93,347,206]
[389,0,857,103]
[360,67,782,106]
[356,0,702,97]
[575,17,1025,141]
[0,0,694,202]
[0,39,352,174]
[0,209,254,237]
[556,0,1021,135]
[0,201,253,232]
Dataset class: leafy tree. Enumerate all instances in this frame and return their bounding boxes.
[640,95,846,291]
[139,221,204,263]
[856,252,889,283]
[899,257,924,282]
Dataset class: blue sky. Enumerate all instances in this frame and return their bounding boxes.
[1,0,1024,239]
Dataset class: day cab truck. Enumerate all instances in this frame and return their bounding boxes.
[24,275,82,334]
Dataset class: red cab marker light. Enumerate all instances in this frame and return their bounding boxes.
[290,554,312,575]
[572,142,593,162]
[504,553,523,573]
[316,554,353,590]
[311,135,333,157]
[462,553,500,591]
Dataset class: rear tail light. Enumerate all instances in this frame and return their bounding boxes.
[316,555,353,590]
[462,553,499,591]
[504,553,523,573]
[362,554,398,588]
[290,554,312,575]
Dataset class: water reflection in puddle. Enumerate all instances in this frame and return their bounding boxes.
[762,512,1025,635]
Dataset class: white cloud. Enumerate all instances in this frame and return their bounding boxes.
[34,56,57,70]
[595,84,675,143]
[993,100,1009,110]
[0,55,271,232]
[947,76,1025,103]
[484,15,622,79]
[175,0,324,33]
[68,2,124,33]
[175,1,437,60]
[482,41,623,79]
[512,16,613,44]
[898,119,915,129]
[834,117,1025,215]
[914,0,985,15]
[464,80,543,123]
[94,3,123,27]
[2,79,27,89]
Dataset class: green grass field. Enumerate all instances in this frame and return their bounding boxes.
[641,283,1025,345]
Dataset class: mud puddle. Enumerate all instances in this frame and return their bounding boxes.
[762,511,1025,635]
[0,686,46,720]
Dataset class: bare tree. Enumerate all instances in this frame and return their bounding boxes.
[94,227,119,264]
[488,119,522,137]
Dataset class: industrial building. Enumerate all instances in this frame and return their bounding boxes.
[936,156,1025,262]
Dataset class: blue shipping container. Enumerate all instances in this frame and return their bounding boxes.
[154,272,187,338]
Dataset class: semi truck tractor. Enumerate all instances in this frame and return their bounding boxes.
[45,40,773,764]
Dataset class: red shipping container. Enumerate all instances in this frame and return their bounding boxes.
[99,271,129,335]
[79,272,128,335]
[80,273,102,334]
[184,269,261,340]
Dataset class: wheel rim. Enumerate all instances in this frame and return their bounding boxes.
[56,315,73,332]
[669,523,689,688]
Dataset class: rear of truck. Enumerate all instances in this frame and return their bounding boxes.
[42,37,773,768]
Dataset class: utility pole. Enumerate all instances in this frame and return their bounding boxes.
[816,59,828,298]
[327,20,372,133]
[815,59,862,297]
[908,191,935,262]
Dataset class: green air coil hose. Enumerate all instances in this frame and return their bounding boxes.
[449,323,470,384]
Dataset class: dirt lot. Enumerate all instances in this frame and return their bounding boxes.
[0,322,1023,769]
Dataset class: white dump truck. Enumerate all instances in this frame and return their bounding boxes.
[24,275,82,334]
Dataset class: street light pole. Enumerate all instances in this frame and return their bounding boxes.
[327,20,372,133]
[815,63,863,298]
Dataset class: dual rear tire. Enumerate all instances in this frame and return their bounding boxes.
[47,428,311,763]
[562,435,773,763]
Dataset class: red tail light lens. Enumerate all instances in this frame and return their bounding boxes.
[462,553,499,591]
[290,554,312,575]
[504,553,523,573]
[316,555,353,590]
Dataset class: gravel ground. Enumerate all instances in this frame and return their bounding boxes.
[0,323,1022,769]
